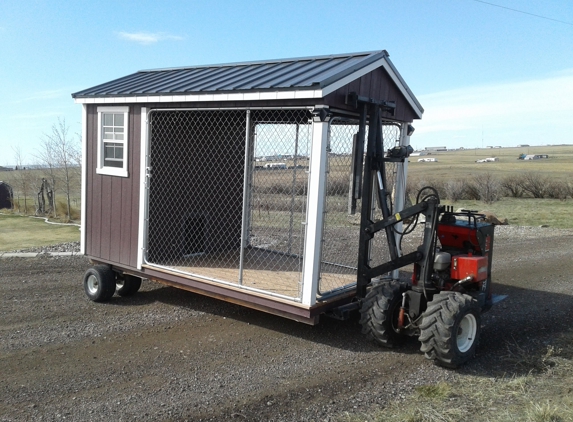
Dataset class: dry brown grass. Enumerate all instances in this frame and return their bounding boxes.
[341,331,573,422]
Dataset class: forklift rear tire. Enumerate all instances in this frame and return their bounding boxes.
[419,291,481,368]
[359,281,408,348]
[116,275,142,297]
[83,265,116,302]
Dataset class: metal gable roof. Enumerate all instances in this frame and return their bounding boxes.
[71,50,423,118]
[73,50,383,97]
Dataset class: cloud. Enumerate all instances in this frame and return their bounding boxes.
[413,72,573,147]
[118,31,184,45]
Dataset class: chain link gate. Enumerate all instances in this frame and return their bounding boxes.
[144,108,312,301]
[318,119,404,296]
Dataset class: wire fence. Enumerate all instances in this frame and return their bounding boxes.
[144,109,405,301]
[319,120,402,295]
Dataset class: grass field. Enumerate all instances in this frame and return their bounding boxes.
[0,213,80,252]
[407,145,573,181]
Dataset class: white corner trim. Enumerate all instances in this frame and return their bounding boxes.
[301,119,329,306]
[80,104,87,255]
[137,107,148,270]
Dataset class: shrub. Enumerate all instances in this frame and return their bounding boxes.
[443,180,468,202]
[518,172,550,198]
[500,175,525,198]
[472,173,501,204]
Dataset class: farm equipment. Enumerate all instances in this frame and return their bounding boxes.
[347,94,496,368]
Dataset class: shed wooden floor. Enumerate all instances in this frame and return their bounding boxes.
[148,247,356,299]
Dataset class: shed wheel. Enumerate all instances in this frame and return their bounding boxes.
[116,275,142,297]
[359,281,408,348]
[83,265,116,302]
[419,292,481,368]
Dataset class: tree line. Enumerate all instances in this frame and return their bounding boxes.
[408,172,573,204]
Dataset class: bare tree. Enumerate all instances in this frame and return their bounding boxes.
[41,118,81,221]
[35,134,59,217]
[12,146,33,214]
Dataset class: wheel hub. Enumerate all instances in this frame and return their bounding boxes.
[457,313,477,353]
[86,274,99,295]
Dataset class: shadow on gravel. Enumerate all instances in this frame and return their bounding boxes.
[462,281,573,377]
[104,274,573,374]
[109,283,424,356]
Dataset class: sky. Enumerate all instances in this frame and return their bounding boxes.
[1,0,572,165]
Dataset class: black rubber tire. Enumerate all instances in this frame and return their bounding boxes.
[83,265,116,302]
[419,291,481,368]
[359,281,408,348]
[116,275,142,297]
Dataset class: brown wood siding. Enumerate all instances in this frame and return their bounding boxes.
[323,66,420,122]
[85,104,140,269]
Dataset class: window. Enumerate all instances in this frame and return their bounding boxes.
[97,106,129,177]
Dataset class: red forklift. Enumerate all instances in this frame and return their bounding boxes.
[345,93,497,368]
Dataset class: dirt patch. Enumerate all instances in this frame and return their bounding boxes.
[1,227,572,421]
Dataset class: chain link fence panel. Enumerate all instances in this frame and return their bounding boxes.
[319,120,404,295]
[145,109,311,301]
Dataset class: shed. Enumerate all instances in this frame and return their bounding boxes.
[72,50,423,324]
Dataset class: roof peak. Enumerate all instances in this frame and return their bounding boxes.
[137,50,389,73]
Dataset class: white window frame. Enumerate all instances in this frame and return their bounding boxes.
[96,106,129,177]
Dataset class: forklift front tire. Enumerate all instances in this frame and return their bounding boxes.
[419,292,481,368]
[359,281,408,348]
[83,265,116,302]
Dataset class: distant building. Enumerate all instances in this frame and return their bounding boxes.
[517,144,530,147]
[424,146,447,152]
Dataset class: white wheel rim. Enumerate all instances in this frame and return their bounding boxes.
[87,274,99,295]
[457,313,477,353]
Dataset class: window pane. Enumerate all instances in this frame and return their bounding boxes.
[103,114,113,126]
[114,114,124,126]
[104,159,123,168]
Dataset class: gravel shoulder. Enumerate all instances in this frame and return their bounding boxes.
[1,227,572,421]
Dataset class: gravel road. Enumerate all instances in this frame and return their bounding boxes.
[1,226,572,421]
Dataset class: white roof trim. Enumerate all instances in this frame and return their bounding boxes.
[74,89,323,104]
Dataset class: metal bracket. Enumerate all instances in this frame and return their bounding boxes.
[345,92,396,116]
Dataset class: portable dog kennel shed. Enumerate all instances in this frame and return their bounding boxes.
[72,50,423,324]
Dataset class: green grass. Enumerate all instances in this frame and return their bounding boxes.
[407,145,573,182]
[441,197,573,228]
[0,213,80,252]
